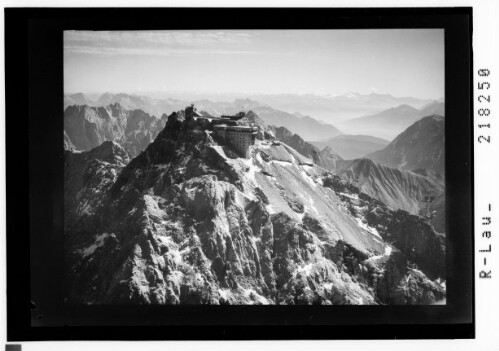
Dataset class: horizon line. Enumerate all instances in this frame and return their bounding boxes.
[64,90,444,102]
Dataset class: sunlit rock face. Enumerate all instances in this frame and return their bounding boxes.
[64,102,169,158]
[65,111,445,305]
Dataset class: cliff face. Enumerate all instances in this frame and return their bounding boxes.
[64,103,169,158]
[335,158,445,233]
[64,141,130,237]
[322,176,445,281]
[271,125,343,170]
[65,113,445,305]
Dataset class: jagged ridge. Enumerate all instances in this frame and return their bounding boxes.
[64,111,445,305]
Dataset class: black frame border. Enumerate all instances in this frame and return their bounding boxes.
[5,7,474,340]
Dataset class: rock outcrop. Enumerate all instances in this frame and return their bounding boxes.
[270,126,343,170]
[65,110,445,305]
[335,158,445,233]
[64,103,169,158]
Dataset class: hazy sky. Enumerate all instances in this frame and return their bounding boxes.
[64,29,444,99]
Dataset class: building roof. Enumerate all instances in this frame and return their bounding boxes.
[226,125,258,132]
[221,112,246,121]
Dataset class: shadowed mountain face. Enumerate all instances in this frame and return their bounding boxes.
[64,103,169,158]
[312,135,389,160]
[366,115,445,176]
[272,126,446,233]
[270,126,343,171]
[335,158,445,233]
[64,140,131,233]
[64,109,445,305]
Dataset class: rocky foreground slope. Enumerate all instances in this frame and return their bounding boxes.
[270,125,445,233]
[65,113,445,305]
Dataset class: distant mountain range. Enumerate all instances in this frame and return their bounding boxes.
[144,91,435,124]
[65,91,438,126]
[366,115,445,176]
[64,92,444,143]
[312,135,389,160]
[338,101,445,140]
[65,93,344,142]
[419,101,445,117]
[64,92,185,118]
[251,92,435,124]
[64,103,168,157]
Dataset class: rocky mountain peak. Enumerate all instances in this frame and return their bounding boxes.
[88,140,130,166]
[366,115,445,176]
[65,108,446,305]
[64,103,168,158]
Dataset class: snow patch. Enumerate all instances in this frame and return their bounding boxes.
[218,289,230,300]
[435,278,446,289]
[256,152,265,164]
[242,288,271,305]
[270,160,292,166]
[352,205,367,212]
[300,170,317,189]
[152,163,167,170]
[355,217,382,239]
[307,195,319,214]
[301,164,314,172]
[143,195,166,220]
[367,245,392,261]
[211,145,227,158]
[323,282,333,290]
[80,233,110,258]
[338,192,359,200]
[250,236,261,245]
[296,263,314,277]
[266,203,276,214]
[241,158,260,184]
[384,245,392,256]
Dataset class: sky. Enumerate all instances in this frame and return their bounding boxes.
[64,29,444,100]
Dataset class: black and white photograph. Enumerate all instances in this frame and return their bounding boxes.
[63,29,447,305]
[5,5,479,344]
